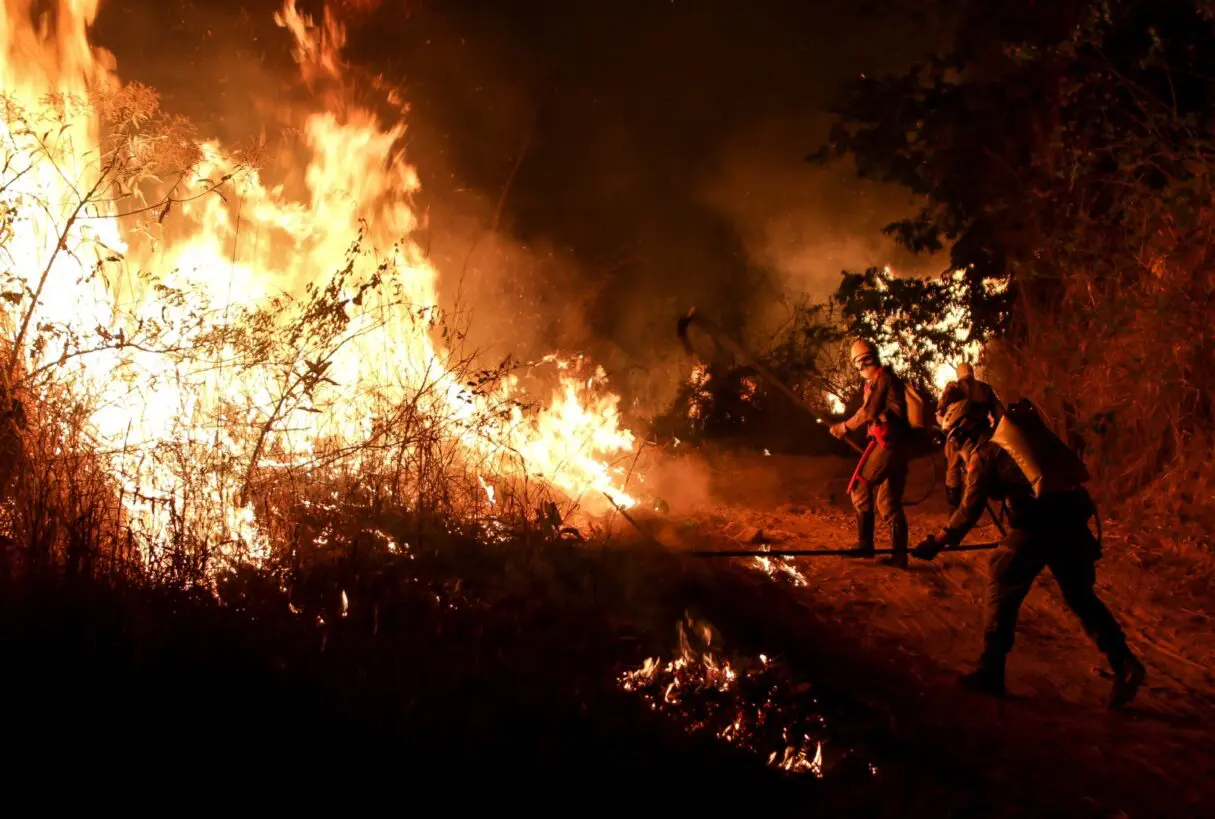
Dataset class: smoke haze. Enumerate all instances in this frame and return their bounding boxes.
[91,0,946,418]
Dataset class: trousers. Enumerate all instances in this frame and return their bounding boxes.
[945,436,967,487]
[944,436,966,507]
[982,525,1129,667]
[848,444,907,525]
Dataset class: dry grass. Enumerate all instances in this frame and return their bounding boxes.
[984,263,1215,565]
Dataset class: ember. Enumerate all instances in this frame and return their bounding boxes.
[620,612,869,778]
[751,544,809,587]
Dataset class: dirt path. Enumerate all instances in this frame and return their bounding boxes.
[642,445,1215,817]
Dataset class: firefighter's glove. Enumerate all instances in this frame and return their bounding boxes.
[912,534,945,560]
[829,422,847,439]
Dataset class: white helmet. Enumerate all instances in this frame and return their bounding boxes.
[850,339,878,368]
[941,398,989,444]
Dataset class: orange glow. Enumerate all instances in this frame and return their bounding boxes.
[620,615,829,777]
[0,0,637,573]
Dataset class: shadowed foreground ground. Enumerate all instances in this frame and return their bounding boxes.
[2,447,1212,815]
[663,446,1215,817]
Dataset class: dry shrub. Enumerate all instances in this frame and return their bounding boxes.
[0,287,604,588]
[0,372,595,589]
[0,374,126,580]
[986,261,1215,550]
[0,68,644,589]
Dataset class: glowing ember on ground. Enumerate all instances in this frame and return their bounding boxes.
[751,544,808,587]
[619,613,863,778]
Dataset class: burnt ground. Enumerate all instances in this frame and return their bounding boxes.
[1,447,1212,814]
[645,445,1215,818]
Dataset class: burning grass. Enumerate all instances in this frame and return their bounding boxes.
[0,502,836,807]
[0,4,834,793]
[0,0,652,583]
[618,612,866,777]
[750,543,810,587]
[0,4,812,790]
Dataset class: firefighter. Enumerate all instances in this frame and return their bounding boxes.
[829,339,910,569]
[912,400,1146,708]
[937,362,1005,510]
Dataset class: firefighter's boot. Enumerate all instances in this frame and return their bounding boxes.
[1109,653,1145,709]
[959,653,1006,698]
[845,511,875,558]
[879,514,909,569]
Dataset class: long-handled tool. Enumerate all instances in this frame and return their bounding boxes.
[688,541,1001,558]
[677,307,864,454]
[676,307,954,506]
[673,308,1006,529]
[603,493,1002,562]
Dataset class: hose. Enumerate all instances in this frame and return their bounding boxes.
[903,455,938,507]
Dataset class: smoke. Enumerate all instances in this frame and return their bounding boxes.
[700,121,942,340]
[90,0,941,422]
[642,454,715,518]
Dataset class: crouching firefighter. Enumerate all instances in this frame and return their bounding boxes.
[830,339,911,569]
[937,362,1005,510]
[913,399,1146,708]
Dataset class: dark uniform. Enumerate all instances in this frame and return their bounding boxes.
[842,365,910,559]
[943,436,1134,683]
[938,375,1005,508]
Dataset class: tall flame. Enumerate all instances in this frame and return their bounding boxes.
[0,0,637,568]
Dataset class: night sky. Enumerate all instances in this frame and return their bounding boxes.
[93,0,944,408]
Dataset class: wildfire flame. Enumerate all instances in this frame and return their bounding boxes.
[751,544,808,587]
[0,0,638,570]
[686,363,708,421]
[879,266,983,391]
[824,265,985,413]
[478,475,495,506]
[619,614,850,778]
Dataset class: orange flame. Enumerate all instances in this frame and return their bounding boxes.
[619,615,831,777]
[0,0,638,571]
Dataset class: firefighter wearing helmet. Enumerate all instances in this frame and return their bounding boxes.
[912,399,1145,707]
[829,338,911,568]
[937,361,1005,510]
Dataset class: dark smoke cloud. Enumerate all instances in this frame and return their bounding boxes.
[700,121,938,339]
[92,0,943,418]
